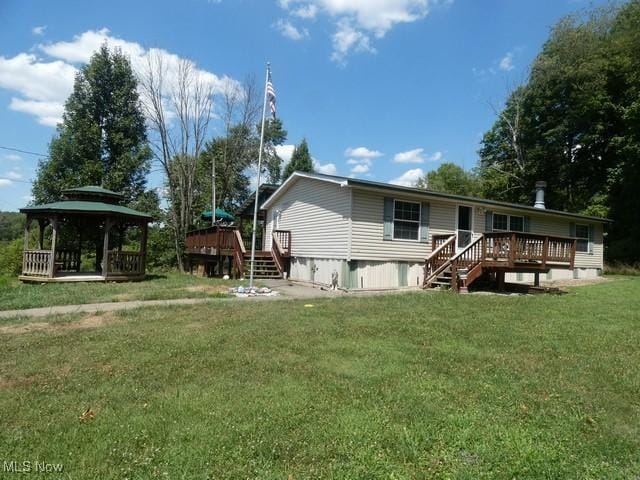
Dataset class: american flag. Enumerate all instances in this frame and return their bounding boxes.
[266,69,276,119]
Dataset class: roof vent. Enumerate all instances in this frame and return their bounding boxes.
[534,181,547,209]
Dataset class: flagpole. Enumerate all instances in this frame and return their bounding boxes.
[249,62,271,288]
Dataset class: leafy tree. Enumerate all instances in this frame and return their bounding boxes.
[416,163,482,196]
[283,138,314,179]
[262,118,288,184]
[0,212,24,241]
[477,1,640,261]
[33,44,151,203]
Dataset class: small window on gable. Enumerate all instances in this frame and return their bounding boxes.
[575,224,589,253]
[393,200,420,241]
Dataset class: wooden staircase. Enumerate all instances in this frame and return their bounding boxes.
[243,251,282,279]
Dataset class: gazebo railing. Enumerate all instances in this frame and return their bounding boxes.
[106,250,144,275]
[55,249,81,272]
[22,250,52,276]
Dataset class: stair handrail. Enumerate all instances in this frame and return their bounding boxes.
[424,235,456,287]
[271,232,286,275]
[449,234,485,291]
[232,229,245,277]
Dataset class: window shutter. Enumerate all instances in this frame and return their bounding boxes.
[419,202,430,243]
[588,224,594,255]
[485,211,493,232]
[569,222,576,238]
[523,216,531,232]
[383,197,393,240]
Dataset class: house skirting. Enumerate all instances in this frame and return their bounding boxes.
[289,257,423,289]
[289,256,603,289]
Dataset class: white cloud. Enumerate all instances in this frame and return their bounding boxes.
[278,0,441,63]
[0,28,238,127]
[273,19,309,41]
[347,157,372,166]
[32,25,47,36]
[0,179,13,187]
[4,170,23,180]
[350,163,369,174]
[499,51,514,71]
[390,168,423,186]
[344,146,383,159]
[313,159,337,175]
[1,153,22,162]
[393,148,443,163]
[331,19,376,64]
[275,144,296,163]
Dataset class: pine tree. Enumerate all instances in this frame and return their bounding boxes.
[283,138,314,179]
[33,44,151,203]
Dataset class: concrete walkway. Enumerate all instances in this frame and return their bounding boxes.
[0,280,422,320]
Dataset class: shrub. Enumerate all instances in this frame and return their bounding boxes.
[0,238,23,276]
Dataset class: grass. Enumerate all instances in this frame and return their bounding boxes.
[0,278,639,478]
[0,272,245,310]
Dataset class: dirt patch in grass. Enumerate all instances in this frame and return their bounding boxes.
[542,276,612,288]
[182,285,229,294]
[0,312,119,335]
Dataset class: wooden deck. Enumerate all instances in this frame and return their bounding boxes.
[425,232,576,292]
[185,226,291,279]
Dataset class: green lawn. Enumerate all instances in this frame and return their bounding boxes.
[0,272,244,310]
[1,278,639,479]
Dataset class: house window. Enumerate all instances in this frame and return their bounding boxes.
[393,200,420,241]
[493,213,524,232]
[575,224,589,252]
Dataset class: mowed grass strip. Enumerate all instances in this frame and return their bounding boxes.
[0,278,639,479]
[0,272,237,311]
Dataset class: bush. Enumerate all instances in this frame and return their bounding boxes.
[0,238,23,276]
[603,262,640,276]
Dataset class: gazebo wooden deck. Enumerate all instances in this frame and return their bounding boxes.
[19,186,152,283]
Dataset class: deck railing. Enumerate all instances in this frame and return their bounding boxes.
[483,232,575,267]
[185,226,237,254]
[424,235,456,286]
[106,250,144,275]
[22,250,52,276]
[273,230,291,256]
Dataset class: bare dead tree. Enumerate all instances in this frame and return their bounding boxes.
[139,51,214,271]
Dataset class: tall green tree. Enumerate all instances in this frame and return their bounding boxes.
[262,118,288,184]
[478,1,640,261]
[283,138,314,179]
[33,44,151,203]
[416,163,482,197]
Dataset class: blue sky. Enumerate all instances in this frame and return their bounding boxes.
[0,0,608,211]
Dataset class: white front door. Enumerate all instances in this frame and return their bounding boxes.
[456,205,473,252]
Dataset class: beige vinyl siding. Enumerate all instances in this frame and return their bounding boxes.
[351,190,432,261]
[264,177,351,259]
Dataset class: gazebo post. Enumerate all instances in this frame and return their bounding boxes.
[140,221,148,275]
[48,216,58,278]
[102,217,112,279]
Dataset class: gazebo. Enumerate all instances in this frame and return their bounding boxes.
[19,186,152,283]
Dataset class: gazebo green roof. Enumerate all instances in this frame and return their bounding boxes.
[21,185,152,220]
[20,201,152,220]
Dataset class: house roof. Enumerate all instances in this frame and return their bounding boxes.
[235,184,278,217]
[262,171,612,223]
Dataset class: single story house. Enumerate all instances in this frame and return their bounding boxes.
[260,172,609,289]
